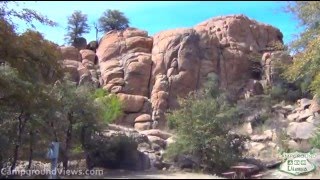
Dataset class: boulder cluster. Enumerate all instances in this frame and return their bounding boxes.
[59,14,290,131]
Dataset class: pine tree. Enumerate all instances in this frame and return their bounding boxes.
[65,10,90,45]
[98,9,129,33]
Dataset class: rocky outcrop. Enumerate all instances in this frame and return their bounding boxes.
[61,15,290,130]
[241,96,320,162]
[96,28,154,130]
[150,15,286,125]
[96,28,153,96]
[59,46,100,87]
[261,50,292,87]
[103,124,173,170]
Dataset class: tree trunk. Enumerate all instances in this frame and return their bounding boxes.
[94,22,99,42]
[81,126,92,170]
[27,129,34,169]
[63,112,73,170]
[11,110,28,172]
[51,122,59,142]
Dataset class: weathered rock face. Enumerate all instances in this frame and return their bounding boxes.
[261,50,292,87]
[60,46,100,87]
[96,28,154,130]
[150,14,285,125]
[96,28,153,97]
[61,15,289,130]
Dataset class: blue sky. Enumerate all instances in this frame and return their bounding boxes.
[10,1,303,46]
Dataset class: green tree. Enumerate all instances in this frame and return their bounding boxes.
[47,80,122,170]
[165,87,246,173]
[0,1,57,28]
[0,2,62,174]
[98,9,129,33]
[285,2,320,52]
[0,26,63,172]
[283,2,320,96]
[65,10,90,45]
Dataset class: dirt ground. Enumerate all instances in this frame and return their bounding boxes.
[60,168,320,179]
[61,169,224,179]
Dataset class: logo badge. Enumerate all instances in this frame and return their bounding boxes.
[279,151,316,175]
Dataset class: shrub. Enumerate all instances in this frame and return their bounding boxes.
[310,126,320,149]
[93,88,123,124]
[164,89,247,173]
[270,85,286,100]
[276,129,292,154]
[85,133,141,170]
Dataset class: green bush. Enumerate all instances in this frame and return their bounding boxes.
[276,129,292,154]
[165,89,247,173]
[85,133,141,170]
[93,89,123,124]
[270,85,286,100]
[310,127,320,149]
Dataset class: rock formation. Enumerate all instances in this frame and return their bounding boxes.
[60,14,291,130]
[59,46,100,87]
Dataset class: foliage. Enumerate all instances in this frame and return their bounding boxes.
[285,1,320,52]
[270,85,286,100]
[265,41,288,51]
[310,126,320,149]
[0,4,117,173]
[165,87,247,173]
[92,89,123,124]
[0,1,57,28]
[65,10,90,45]
[85,133,140,170]
[0,15,62,172]
[98,9,129,33]
[283,2,320,96]
[277,129,293,154]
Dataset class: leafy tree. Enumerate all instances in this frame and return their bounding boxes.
[285,2,320,52]
[0,23,63,172]
[47,80,122,170]
[65,10,90,45]
[0,1,57,28]
[165,85,246,173]
[98,9,129,33]
[283,2,320,96]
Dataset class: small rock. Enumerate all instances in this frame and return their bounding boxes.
[310,98,320,113]
[138,142,152,152]
[288,139,313,152]
[251,135,270,142]
[283,105,294,111]
[151,143,162,151]
[268,142,277,148]
[299,98,312,109]
[287,113,299,121]
[306,116,320,125]
[134,122,151,131]
[287,122,316,140]
[166,136,176,146]
[148,135,166,148]
[140,129,173,140]
[244,122,253,135]
[264,130,273,139]
[296,109,314,122]
[249,142,267,156]
[135,114,152,123]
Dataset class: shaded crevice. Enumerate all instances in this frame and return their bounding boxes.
[147,61,154,99]
[217,48,222,87]
[248,24,260,50]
